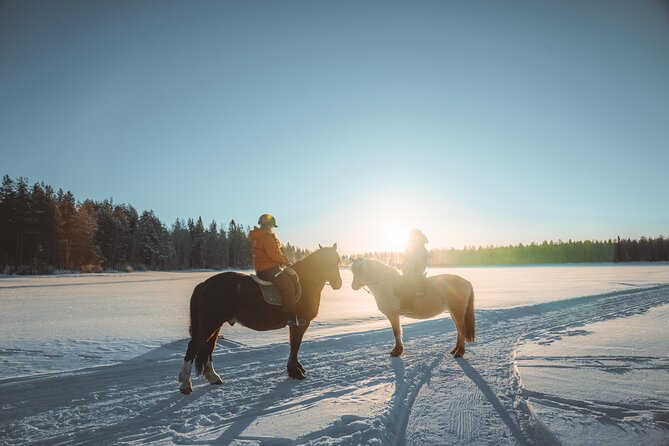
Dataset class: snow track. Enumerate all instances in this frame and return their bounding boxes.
[1,285,668,445]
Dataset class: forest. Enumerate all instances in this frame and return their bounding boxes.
[1,175,667,274]
[347,236,669,268]
[0,176,307,274]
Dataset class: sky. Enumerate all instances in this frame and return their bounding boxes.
[1,0,668,253]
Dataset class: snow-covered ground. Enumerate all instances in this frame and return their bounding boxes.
[514,303,669,445]
[1,264,668,445]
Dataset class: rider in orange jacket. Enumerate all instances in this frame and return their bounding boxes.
[249,214,303,326]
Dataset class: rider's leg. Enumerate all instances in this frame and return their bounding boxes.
[259,267,300,325]
[276,271,296,313]
[416,273,427,297]
[404,275,416,313]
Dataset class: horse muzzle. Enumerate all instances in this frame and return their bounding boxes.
[351,280,362,291]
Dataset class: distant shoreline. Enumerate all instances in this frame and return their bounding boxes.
[2,261,669,278]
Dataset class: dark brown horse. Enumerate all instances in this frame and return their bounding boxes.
[178,244,342,394]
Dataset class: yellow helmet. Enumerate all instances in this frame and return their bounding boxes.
[258,213,278,228]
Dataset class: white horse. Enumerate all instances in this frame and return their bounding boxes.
[351,258,475,357]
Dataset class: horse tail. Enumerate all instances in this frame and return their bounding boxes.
[189,282,204,338]
[190,282,211,375]
[464,285,476,342]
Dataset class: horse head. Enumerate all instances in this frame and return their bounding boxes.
[351,258,399,290]
[305,243,342,290]
[350,258,368,290]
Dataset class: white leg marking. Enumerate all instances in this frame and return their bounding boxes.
[203,357,223,385]
[178,360,193,392]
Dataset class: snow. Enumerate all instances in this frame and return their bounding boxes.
[514,303,669,445]
[1,264,668,445]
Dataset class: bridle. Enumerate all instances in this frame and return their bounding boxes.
[351,259,394,295]
[290,264,340,289]
[360,279,388,295]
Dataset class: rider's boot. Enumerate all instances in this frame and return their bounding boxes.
[400,295,413,314]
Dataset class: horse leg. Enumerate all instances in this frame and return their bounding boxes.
[295,358,305,374]
[388,313,404,356]
[179,322,223,393]
[449,310,466,357]
[203,328,223,385]
[451,338,465,357]
[449,327,462,355]
[179,335,209,394]
[178,355,194,394]
[178,335,201,394]
[287,322,310,380]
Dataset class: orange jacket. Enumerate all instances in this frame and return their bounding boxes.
[248,227,289,272]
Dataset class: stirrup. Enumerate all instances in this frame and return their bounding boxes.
[286,315,306,326]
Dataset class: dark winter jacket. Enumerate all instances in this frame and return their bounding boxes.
[404,243,428,276]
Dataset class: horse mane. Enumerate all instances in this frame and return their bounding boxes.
[294,246,340,268]
[354,258,401,279]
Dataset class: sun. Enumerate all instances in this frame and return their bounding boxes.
[378,222,412,252]
[348,191,426,253]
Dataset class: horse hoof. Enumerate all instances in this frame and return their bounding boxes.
[288,370,306,380]
[211,378,223,385]
[450,347,457,354]
[180,386,193,395]
[453,350,464,358]
[390,349,403,357]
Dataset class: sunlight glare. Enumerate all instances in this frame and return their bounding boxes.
[343,188,431,253]
[378,221,412,252]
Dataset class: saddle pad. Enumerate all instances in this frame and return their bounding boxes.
[257,282,283,306]
[251,275,273,286]
[250,270,302,306]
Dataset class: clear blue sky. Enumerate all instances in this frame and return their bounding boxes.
[1,0,668,253]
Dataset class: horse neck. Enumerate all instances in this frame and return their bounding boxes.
[365,263,400,303]
[292,256,326,293]
[292,257,327,318]
[369,261,400,283]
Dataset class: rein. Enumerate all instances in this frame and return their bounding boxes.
[289,248,340,289]
[290,264,332,288]
[360,279,389,295]
[298,270,329,286]
[352,259,398,295]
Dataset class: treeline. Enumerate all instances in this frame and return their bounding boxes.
[345,237,669,267]
[0,176,308,274]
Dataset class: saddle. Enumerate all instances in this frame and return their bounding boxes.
[394,274,428,300]
[250,267,303,306]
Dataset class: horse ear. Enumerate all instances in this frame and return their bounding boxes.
[332,242,337,250]
[351,258,366,273]
[318,244,323,249]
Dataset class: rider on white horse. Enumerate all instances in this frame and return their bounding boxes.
[397,229,429,314]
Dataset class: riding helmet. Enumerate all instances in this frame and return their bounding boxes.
[409,229,428,244]
[258,213,278,228]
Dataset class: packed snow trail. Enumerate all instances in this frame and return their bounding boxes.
[1,285,667,445]
[406,285,669,446]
